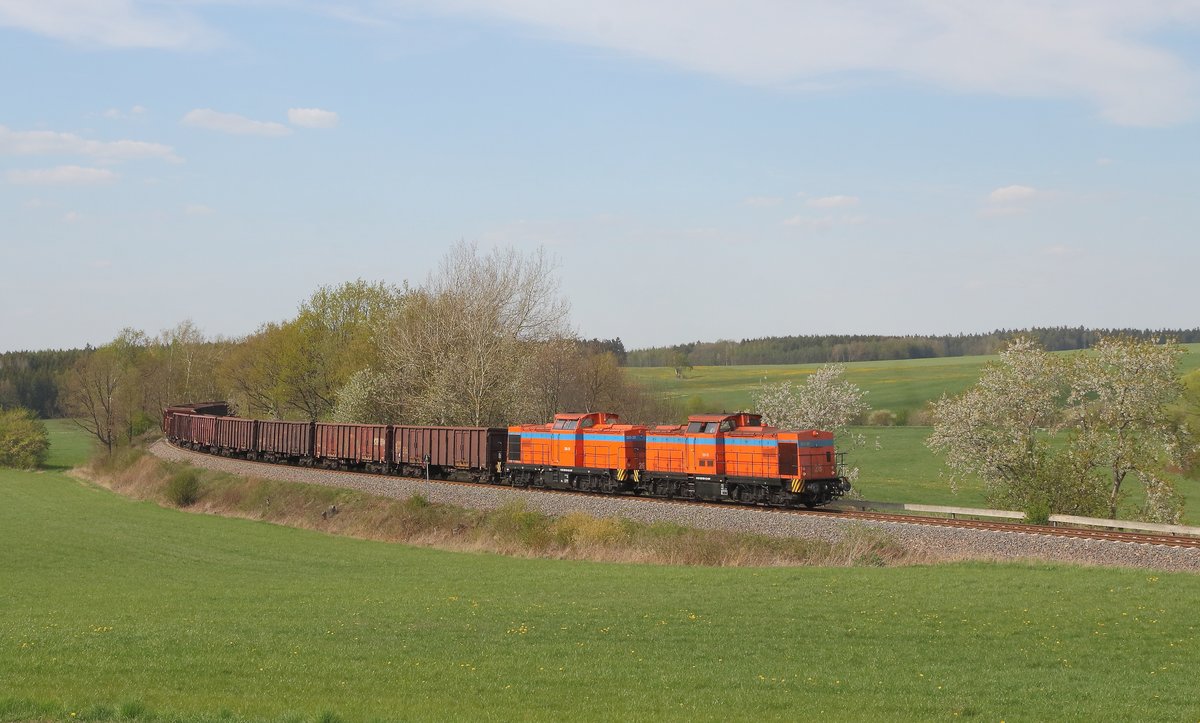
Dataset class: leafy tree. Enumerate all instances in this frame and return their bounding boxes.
[670,350,692,380]
[224,280,407,421]
[927,337,1195,522]
[331,368,392,424]
[0,407,50,469]
[218,322,294,419]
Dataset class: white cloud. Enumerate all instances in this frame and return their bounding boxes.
[988,185,1039,203]
[182,109,292,137]
[0,0,214,49]
[410,0,1200,126]
[7,165,118,185]
[287,108,340,128]
[743,195,782,207]
[102,105,147,120]
[0,124,180,162]
[783,214,864,230]
[806,194,860,208]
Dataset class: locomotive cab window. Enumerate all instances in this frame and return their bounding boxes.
[703,422,719,433]
[687,421,704,433]
[580,418,595,429]
[553,419,576,430]
[718,420,734,432]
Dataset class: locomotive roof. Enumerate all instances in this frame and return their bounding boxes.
[554,412,619,421]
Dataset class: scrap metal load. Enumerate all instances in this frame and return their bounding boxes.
[163,406,851,508]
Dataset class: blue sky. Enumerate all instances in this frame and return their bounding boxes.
[2,1,1198,352]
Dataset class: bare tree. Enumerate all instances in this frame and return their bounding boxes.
[381,242,570,426]
[65,347,126,455]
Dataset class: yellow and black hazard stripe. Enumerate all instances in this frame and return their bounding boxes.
[789,478,803,493]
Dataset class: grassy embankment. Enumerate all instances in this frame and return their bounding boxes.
[628,344,1200,521]
[2,423,1199,721]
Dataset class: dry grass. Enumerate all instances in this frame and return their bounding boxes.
[80,448,941,568]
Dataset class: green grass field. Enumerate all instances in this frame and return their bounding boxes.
[3,425,1200,721]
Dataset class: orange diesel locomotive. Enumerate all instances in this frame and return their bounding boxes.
[506,411,849,507]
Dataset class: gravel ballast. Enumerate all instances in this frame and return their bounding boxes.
[150,441,1200,573]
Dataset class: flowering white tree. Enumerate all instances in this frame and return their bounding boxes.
[926,338,1070,509]
[927,337,1193,522]
[1063,337,1191,521]
[752,364,869,487]
[752,364,868,432]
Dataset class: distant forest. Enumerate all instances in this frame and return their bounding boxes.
[0,349,87,417]
[626,327,1200,367]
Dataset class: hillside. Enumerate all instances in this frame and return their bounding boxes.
[627,343,1200,422]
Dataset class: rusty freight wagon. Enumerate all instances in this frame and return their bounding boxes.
[255,420,314,463]
[176,413,218,450]
[214,416,256,455]
[391,426,506,481]
[162,402,229,434]
[314,423,390,471]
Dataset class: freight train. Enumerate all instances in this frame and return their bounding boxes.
[162,403,852,508]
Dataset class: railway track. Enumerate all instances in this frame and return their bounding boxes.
[168,441,1200,550]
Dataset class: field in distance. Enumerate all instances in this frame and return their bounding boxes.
[627,343,1200,421]
[627,344,1200,523]
[2,424,1199,721]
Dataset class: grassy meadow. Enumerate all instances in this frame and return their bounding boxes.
[629,344,1200,522]
[2,424,1200,721]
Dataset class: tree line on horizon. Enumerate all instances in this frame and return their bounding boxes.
[0,243,666,455]
[626,327,1200,368]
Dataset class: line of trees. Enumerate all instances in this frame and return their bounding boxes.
[43,242,669,456]
[627,328,1200,367]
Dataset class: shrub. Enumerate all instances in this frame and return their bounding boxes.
[553,513,628,549]
[166,469,202,507]
[94,446,145,475]
[0,407,50,469]
[1024,498,1051,525]
[487,501,552,549]
[866,409,897,426]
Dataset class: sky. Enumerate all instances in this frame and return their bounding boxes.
[1,1,1199,353]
